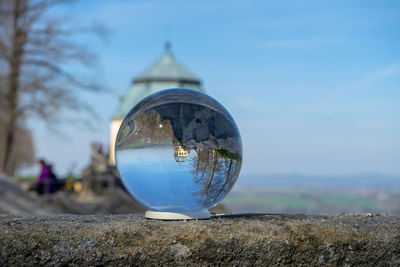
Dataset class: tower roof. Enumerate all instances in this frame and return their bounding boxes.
[112,44,203,119]
[134,43,201,84]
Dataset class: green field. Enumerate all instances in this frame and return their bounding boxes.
[224,194,315,210]
[221,187,396,214]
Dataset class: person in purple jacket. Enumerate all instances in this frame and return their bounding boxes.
[33,159,56,195]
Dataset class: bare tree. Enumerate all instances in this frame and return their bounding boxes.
[0,120,35,174]
[0,0,105,175]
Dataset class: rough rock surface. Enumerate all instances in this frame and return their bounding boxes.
[1,214,399,266]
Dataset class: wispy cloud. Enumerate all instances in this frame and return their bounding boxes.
[345,61,400,88]
[258,38,350,49]
[326,61,400,102]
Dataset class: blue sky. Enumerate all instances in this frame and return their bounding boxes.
[29,0,400,177]
[117,147,212,211]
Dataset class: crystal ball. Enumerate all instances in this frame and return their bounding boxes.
[115,88,242,214]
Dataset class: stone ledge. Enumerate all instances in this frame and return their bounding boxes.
[1,214,399,266]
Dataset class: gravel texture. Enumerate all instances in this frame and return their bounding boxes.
[0,213,399,266]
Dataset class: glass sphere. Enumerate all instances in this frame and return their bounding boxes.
[115,88,242,214]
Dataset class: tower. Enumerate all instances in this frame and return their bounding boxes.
[109,44,204,165]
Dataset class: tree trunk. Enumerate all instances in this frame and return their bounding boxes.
[206,151,218,191]
[215,159,232,198]
[1,0,24,176]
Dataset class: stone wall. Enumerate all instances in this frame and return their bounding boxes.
[1,214,399,266]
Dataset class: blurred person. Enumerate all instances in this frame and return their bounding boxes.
[31,159,56,195]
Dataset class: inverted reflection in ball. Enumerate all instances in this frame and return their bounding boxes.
[115,89,242,218]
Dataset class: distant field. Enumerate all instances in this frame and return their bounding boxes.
[225,194,315,210]
[221,186,400,214]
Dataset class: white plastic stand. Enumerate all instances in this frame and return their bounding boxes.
[145,210,210,220]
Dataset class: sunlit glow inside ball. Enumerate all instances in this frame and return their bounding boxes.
[115,89,242,216]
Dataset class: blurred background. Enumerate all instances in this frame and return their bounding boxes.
[0,0,399,215]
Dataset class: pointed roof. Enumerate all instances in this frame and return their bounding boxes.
[134,43,201,84]
[112,43,204,119]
